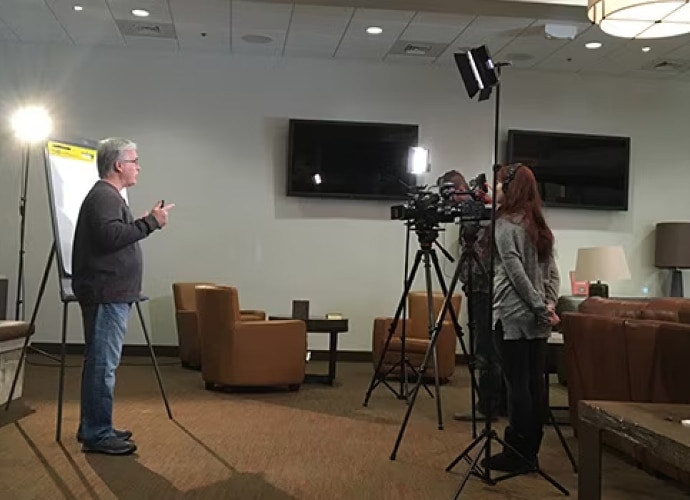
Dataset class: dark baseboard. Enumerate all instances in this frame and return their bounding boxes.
[30,343,468,365]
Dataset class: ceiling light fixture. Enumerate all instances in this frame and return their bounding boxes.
[642,46,652,51]
[73,5,83,11]
[585,41,603,49]
[366,26,383,35]
[131,9,150,17]
[587,1,690,39]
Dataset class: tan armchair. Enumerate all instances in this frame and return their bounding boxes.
[372,291,462,383]
[195,285,307,390]
[172,282,266,369]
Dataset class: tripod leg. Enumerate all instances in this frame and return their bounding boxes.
[391,244,468,459]
[453,437,491,500]
[135,302,172,419]
[55,302,68,442]
[549,407,578,473]
[446,429,486,472]
[5,244,55,411]
[363,250,424,406]
[422,251,444,430]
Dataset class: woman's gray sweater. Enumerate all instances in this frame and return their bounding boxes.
[493,215,560,340]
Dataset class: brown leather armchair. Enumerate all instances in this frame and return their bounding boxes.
[372,291,462,383]
[195,285,307,390]
[172,282,266,369]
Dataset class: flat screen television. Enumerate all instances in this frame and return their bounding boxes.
[286,119,419,200]
[506,129,631,211]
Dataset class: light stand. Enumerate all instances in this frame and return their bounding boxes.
[447,53,569,498]
[12,108,59,363]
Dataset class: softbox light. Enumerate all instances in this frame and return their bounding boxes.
[454,45,499,101]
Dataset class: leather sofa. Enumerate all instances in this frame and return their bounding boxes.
[172,282,266,369]
[195,285,307,390]
[372,291,462,383]
[561,296,690,485]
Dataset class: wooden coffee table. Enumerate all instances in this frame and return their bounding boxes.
[579,400,690,499]
[269,316,348,386]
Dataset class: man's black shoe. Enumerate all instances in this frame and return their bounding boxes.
[82,437,137,455]
[77,429,133,443]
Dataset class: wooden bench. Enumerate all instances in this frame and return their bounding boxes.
[0,321,35,405]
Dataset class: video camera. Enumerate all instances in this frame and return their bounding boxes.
[390,173,491,226]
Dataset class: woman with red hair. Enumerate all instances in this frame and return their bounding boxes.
[483,163,560,473]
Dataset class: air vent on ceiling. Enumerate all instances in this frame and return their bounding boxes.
[116,20,177,39]
[388,40,448,58]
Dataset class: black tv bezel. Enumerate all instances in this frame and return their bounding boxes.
[286,118,420,202]
[505,129,631,212]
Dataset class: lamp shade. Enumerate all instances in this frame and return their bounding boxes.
[655,222,690,268]
[587,0,690,39]
[574,246,632,282]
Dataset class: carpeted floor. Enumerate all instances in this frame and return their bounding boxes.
[1,354,688,499]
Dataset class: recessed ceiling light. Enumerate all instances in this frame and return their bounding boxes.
[73,5,83,11]
[366,26,383,35]
[131,9,150,17]
[642,46,652,52]
[585,41,603,49]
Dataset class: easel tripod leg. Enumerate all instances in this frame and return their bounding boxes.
[135,303,172,419]
[5,245,55,411]
[55,302,69,442]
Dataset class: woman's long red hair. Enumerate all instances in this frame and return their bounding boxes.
[497,164,554,262]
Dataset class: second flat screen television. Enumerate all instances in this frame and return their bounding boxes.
[506,129,631,211]
[287,119,419,200]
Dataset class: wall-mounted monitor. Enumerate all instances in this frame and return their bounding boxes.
[506,129,631,211]
[286,119,420,201]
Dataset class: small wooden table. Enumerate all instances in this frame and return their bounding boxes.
[578,400,690,499]
[269,316,348,386]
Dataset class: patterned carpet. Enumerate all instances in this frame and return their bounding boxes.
[0,355,687,499]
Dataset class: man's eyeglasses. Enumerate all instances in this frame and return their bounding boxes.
[119,158,139,164]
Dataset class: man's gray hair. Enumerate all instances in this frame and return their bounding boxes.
[97,137,137,178]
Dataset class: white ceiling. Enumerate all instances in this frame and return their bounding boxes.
[2,0,690,80]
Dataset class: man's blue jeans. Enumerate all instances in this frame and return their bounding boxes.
[78,302,131,444]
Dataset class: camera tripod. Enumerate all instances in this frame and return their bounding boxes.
[389,217,487,460]
[363,222,476,432]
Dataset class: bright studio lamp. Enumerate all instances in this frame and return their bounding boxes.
[575,245,632,298]
[10,105,53,321]
[408,146,430,175]
[587,1,690,39]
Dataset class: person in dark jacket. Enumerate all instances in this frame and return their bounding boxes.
[438,170,506,423]
[72,137,174,455]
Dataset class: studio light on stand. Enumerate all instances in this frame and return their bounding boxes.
[445,46,569,498]
[10,105,57,361]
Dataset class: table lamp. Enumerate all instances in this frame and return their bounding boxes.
[654,222,690,297]
[574,246,631,298]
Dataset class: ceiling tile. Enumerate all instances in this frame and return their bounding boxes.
[399,12,476,44]
[385,54,435,65]
[0,0,72,43]
[123,35,178,50]
[106,0,172,24]
[169,0,230,24]
[335,8,415,60]
[534,25,628,72]
[47,0,124,46]
[0,17,18,41]
[232,1,292,56]
[170,0,230,52]
[495,19,592,68]
[284,5,352,58]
